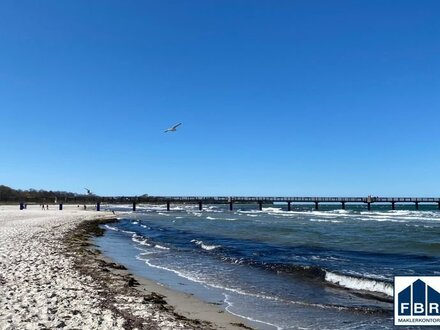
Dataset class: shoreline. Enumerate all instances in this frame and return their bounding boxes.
[0,205,253,330]
[64,216,254,330]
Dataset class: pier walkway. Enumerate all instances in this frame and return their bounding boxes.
[18,196,440,211]
[100,196,440,211]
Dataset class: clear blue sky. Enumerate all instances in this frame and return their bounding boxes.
[1,1,439,196]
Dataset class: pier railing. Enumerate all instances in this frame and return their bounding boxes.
[15,195,440,211]
[96,196,440,211]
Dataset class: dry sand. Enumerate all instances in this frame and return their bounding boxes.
[0,204,253,330]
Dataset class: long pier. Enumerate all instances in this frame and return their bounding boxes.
[96,196,440,212]
[17,196,440,211]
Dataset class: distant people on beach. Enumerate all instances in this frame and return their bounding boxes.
[83,205,87,210]
[46,205,49,210]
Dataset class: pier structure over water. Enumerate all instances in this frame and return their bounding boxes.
[97,196,440,212]
[17,196,440,211]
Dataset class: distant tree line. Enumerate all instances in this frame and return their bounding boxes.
[0,185,89,202]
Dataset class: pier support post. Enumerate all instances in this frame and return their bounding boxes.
[96,202,100,211]
[367,202,371,211]
[167,201,170,211]
[287,202,291,211]
[314,202,319,210]
[391,202,395,210]
[132,202,136,212]
[229,201,233,211]
[59,203,63,211]
[415,202,419,210]
[258,202,263,211]
[198,201,202,211]
[341,202,345,210]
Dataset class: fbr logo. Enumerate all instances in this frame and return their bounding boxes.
[395,276,440,326]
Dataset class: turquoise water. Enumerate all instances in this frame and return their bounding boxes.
[95,203,440,329]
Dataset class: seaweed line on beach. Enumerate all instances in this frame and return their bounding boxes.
[63,217,219,330]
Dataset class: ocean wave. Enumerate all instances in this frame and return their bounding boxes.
[135,252,155,260]
[358,217,407,223]
[143,259,205,284]
[223,294,283,330]
[242,261,393,298]
[324,271,393,297]
[311,255,348,262]
[131,234,151,246]
[310,219,343,223]
[120,229,136,234]
[359,210,440,221]
[154,244,170,250]
[237,210,261,214]
[262,207,284,213]
[191,239,221,251]
[206,215,237,221]
[104,224,119,231]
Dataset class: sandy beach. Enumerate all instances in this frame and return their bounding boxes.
[0,205,252,330]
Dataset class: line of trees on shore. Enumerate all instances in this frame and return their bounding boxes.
[0,185,89,202]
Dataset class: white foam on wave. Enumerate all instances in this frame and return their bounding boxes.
[311,255,347,262]
[154,244,170,250]
[121,229,136,234]
[324,272,393,296]
[262,207,284,213]
[206,216,218,220]
[310,219,343,223]
[329,209,351,214]
[223,294,282,330]
[104,224,119,231]
[132,234,151,246]
[134,204,188,212]
[143,259,204,284]
[359,210,440,222]
[191,239,221,251]
[237,210,261,214]
[135,252,155,261]
[358,217,407,223]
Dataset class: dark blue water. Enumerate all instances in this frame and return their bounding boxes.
[95,203,440,329]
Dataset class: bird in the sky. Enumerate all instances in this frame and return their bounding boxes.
[84,188,92,195]
[164,123,182,133]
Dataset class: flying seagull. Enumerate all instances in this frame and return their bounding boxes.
[84,188,92,195]
[164,123,182,133]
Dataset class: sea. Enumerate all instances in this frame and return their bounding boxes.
[94,203,440,329]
